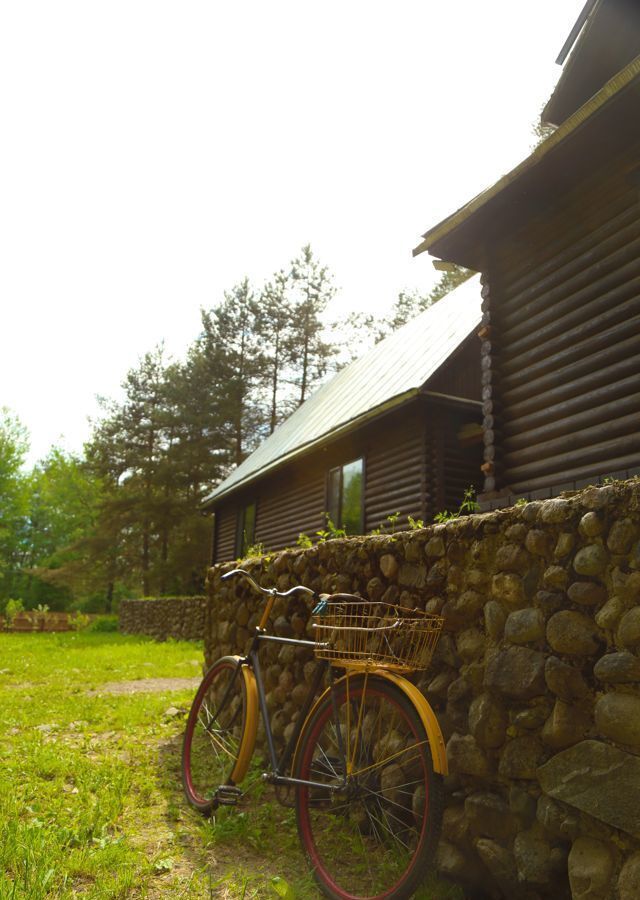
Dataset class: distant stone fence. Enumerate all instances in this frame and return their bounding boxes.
[118,597,206,641]
[205,479,640,900]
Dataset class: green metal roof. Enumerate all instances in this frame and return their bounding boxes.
[203,274,481,506]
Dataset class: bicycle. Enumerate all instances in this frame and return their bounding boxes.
[182,568,448,900]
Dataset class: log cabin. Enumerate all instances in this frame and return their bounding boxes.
[413,0,640,509]
[203,276,483,562]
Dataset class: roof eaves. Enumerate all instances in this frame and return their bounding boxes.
[202,387,421,509]
[413,53,640,259]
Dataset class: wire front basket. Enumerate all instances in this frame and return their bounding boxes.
[312,597,443,673]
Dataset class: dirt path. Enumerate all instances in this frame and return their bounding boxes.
[88,677,201,695]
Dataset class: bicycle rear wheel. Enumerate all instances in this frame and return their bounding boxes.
[181,656,255,815]
[294,674,443,900]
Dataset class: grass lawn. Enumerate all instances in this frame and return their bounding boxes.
[0,633,463,899]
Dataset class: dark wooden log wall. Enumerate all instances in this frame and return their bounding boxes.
[484,139,640,498]
[212,398,482,562]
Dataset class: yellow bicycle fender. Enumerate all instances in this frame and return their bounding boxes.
[380,671,448,776]
[292,670,448,777]
[229,657,259,785]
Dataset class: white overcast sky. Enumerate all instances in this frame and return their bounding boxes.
[1,0,580,464]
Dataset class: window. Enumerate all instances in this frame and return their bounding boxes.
[327,458,364,534]
[235,501,256,556]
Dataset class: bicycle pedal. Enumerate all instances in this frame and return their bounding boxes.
[215,784,242,806]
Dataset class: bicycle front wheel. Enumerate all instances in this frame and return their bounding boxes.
[181,656,256,815]
[294,674,443,900]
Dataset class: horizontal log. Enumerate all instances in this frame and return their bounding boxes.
[509,449,640,495]
[504,390,640,452]
[506,432,640,484]
[502,372,639,438]
[504,251,640,358]
[501,356,640,424]
[504,406,640,470]
[497,173,634,290]
[500,213,640,328]
[501,309,640,392]
[501,345,640,419]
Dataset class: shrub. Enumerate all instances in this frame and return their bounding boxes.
[68,612,90,631]
[87,615,119,633]
[4,599,24,626]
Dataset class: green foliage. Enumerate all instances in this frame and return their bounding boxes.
[3,597,24,624]
[407,515,425,530]
[86,615,119,632]
[434,486,480,523]
[243,542,265,559]
[514,497,528,507]
[296,532,313,549]
[316,515,347,542]
[68,611,90,631]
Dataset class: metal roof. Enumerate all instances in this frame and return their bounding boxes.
[203,274,482,506]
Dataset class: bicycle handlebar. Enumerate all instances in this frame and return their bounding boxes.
[222,568,317,600]
[221,568,362,607]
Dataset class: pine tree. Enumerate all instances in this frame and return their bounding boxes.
[287,245,335,404]
[199,278,266,464]
[256,270,296,433]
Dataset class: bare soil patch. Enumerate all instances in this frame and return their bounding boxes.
[89,677,200,695]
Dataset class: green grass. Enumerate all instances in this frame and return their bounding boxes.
[0,633,463,899]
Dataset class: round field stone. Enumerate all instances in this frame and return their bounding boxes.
[504,608,545,644]
[542,699,589,750]
[593,651,640,683]
[595,596,625,630]
[446,732,490,776]
[618,852,640,900]
[424,537,445,558]
[498,735,545,779]
[513,830,552,885]
[540,499,573,523]
[568,837,614,900]
[491,572,525,608]
[543,565,569,590]
[554,532,575,559]
[573,544,608,577]
[579,512,604,538]
[484,646,546,699]
[607,518,638,555]
[567,581,607,607]
[525,529,553,557]
[595,693,640,749]
[379,554,398,579]
[495,543,530,574]
[547,610,602,656]
[468,693,507,749]
[544,656,589,700]
[617,607,640,649]
[484,600,506,640]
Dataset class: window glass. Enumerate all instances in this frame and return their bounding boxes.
[341,459,363,534]
[326,458,363,535]
[235,501,256,556]
[327,467,341,526]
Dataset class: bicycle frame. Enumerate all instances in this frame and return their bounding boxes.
[230,627,348,793]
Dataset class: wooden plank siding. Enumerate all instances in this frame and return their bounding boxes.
[483,138,640,499]
[212,397,482,563]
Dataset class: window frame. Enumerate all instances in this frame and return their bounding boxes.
[326,456,365,535]
[234,500,257,557]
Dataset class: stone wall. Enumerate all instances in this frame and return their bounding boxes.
[205,480,640,900]
[119,597,206,641]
